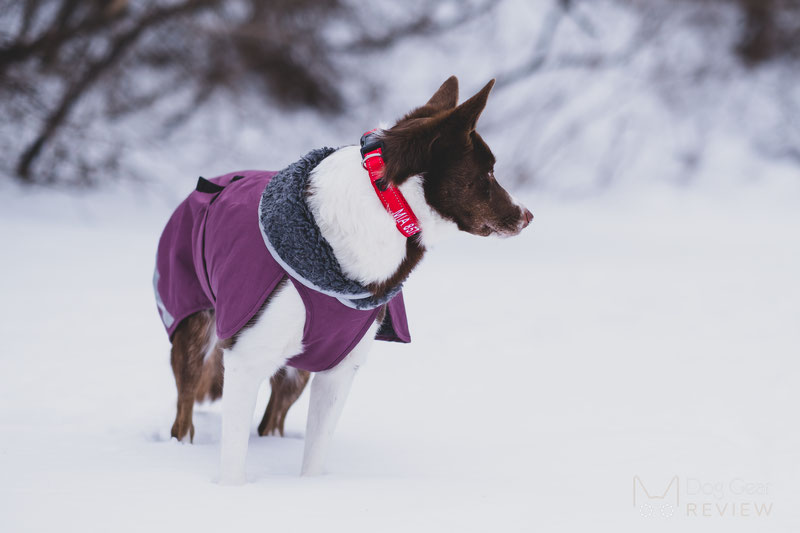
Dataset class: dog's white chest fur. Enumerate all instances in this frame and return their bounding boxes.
[306,146,458,286]
[306,147,408,286]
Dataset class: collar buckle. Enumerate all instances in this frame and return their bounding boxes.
[361,152,382,170]
[360,129,384,157]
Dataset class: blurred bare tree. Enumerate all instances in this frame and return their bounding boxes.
[499,0,800,87]
[0,0,489,185]
[2,0,799,187]
[734,0,800,64]
[484,0,800,193]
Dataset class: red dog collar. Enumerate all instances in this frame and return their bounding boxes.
[360,129,421,238]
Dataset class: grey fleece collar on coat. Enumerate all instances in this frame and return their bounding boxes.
[258,147,403,310]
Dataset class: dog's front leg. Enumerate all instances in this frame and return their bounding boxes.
[219,350,281,485]
[301,325,377,476]
[219,352,266,484]
[218,282,304,484]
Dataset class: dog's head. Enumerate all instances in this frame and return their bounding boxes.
[380,76,532,237]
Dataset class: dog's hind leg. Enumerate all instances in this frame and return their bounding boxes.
[170,309,216,442]
[258,368,310,437]
[301,323,377,476]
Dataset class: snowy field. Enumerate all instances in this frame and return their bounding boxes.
[1,173,799,532]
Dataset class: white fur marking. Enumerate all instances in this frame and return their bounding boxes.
[307,148,461,285]
[508,193,531,233]
[203,327,218,362]
[307,146,407,286]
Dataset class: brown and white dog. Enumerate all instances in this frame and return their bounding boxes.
[166,76,532,484]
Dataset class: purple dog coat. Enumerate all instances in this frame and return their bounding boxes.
[154,149,411,372]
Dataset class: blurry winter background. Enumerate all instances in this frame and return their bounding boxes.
[1,1,799,531]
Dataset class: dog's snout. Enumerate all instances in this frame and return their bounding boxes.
[521,207,533,228]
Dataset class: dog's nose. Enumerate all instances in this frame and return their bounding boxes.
[521,208,533,228]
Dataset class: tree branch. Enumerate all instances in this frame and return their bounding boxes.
[335,1,495,54]
[15,0,218,180]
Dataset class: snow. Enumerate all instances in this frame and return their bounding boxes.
[3,3,800,529]
[1,171,799,531]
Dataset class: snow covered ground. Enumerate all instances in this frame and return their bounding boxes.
[1,172,799,532]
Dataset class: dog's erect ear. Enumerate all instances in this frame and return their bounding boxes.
[400,76,460,121]
[380,78,491,186]
[425,76,459,111]
[449,79,495,132]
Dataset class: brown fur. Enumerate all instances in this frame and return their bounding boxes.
[195,346,223,403]
[258,368,311,436]
[170,309,216,442]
